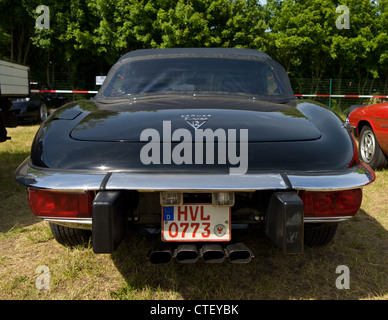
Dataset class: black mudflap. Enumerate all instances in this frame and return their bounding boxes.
[92,191,127,253]
[265,192,304,253]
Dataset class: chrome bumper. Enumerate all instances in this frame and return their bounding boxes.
[15,157,375,192]
[15,157,375,226]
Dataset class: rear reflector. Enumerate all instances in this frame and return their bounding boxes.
[28,189,93,218]
[299,189,362,217]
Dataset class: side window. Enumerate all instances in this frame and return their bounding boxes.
[265,69,281,95]
[108,73,126,95]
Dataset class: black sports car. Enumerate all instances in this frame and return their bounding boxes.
[12,82,68,123]
[15,48,375,264]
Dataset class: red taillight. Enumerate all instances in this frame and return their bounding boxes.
[299,189,362,217]
[28,189,93,218]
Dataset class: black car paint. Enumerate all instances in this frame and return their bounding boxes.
[30,96,355,172]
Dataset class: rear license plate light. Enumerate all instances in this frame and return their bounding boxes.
[212,191,235,206]
[160,192,183,206]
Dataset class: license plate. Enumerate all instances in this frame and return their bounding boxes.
[161,204,231,242]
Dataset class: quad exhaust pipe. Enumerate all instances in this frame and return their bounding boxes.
[148,243,253,264]
[148,243,173,264]
[224,243,253,264]
[175,244,199,263]
[201,244,226,263]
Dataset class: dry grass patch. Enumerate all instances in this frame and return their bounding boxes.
[0,125,387,300]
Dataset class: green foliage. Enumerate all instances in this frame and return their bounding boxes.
[0,0,387,82]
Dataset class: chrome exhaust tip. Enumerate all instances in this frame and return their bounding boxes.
[200,244,226,263]
[225,243,253,264]
[148,244,173,264]
[175,244,199,264]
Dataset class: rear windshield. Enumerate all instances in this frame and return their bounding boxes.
[102,58,286,98]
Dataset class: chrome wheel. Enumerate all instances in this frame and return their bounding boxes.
[39,103,48,122]
[360,128,375,163]
[358,125,388,169]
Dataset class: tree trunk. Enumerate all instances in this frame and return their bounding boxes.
[17,23,25,63]
[46,51,51,84]
[10,29,14,61]
[23,35,31,65]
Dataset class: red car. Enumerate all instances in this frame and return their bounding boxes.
[347,102,388,169]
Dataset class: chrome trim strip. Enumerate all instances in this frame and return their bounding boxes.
[43,216,351,227]
[41,217,92,224]
[41,215,351,227]
[304,216,353,223]
[40,217,92,230]
[105,172,287,191]
[15,158,375,192]
[14,158,106,191]
[288,163,375,191]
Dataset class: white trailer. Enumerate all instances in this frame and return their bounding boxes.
[0,60,30,142]
[0,60,30,97]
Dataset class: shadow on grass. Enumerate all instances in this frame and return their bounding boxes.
[111,209,387,300]
[0,150,37,232]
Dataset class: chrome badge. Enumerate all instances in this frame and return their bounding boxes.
[181,114,211,130]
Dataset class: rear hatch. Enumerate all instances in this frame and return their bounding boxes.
[70,97,321,142]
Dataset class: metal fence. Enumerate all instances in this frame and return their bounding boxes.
[290,78,388,111]
[31,70,388,112]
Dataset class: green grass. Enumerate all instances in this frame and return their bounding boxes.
[0,125,387,300]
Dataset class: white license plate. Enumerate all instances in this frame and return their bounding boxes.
[162,204,231,242]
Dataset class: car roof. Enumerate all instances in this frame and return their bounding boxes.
[118,48,272,61]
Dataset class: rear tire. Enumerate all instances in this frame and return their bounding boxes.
[49,223,92,247]
[304,223,338,247]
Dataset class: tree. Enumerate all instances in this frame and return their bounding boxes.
[265,0,336,79]
[0,0,386,91]
[0,0,37,64]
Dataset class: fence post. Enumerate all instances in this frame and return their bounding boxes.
[329,78,332,108]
